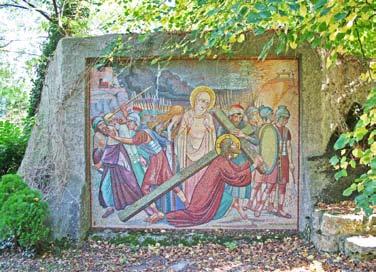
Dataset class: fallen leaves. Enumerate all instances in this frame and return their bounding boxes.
[0,232,375,271]
[317,200,357,214]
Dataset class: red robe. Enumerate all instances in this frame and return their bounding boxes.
[132,130,173,187]
[166,156,251,227]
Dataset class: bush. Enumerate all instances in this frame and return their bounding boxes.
[330,87,376,216]
[0,175,50,251]
[0,120,29,176]
[0,174,28,208]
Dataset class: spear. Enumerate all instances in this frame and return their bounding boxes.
[104,86,152,121]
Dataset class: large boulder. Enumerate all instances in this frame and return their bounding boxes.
[320,213,365,236]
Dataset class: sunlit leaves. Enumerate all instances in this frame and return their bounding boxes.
[334,133,350,150]
[333,88,376,216]
[67,0,375,67]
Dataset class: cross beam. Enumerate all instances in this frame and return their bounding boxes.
[118,150,218,222]
[117,109,260,222]
[212,109,265,172]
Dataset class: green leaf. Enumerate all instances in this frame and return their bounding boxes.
[343,187,354,196]
[349,160,356,168]
[314,0,328,10]
[258,37,274,61]
[329,155,339,166]
[318,22,328,32]
[360,150,372,165]
[254,27,266,36]
[320,7,331,16]
[352,148,363,158]
[357,183,365,192]
[259,11,271,19]
[247,12,260,23]
[239,6,248,16]
[288,3,300,11]
[237,34,245,43]
[275,39,286,55]
[354,127,368,141]
[335,169,347,181]
[364,89,376,112]
[368,131,375,145]
[334,12,348,21]
[334,134,350,150]
[371,158,376,169]
[255,3,266,11]
[207,8,219,17]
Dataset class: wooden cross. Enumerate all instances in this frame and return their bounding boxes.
[118,109,260,222]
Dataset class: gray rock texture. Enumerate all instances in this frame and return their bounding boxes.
[311,210,375,258]
[311,232,339,252]
[320,213,364,236]
[18,33,371,240]
[344,236,376,260]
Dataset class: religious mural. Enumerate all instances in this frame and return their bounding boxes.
[88,59,300,230]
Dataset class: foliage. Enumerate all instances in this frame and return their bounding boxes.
[27,1,92,117]
[0,120,31,176]
[330,87,376,215]
[0,174,28,208]
[84,0,375,65]
[0,64,29,124]
[0,175,50,250]
[86,0,376,214]
[27,23,64,117]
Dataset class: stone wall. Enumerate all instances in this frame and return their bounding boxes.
[311,209,375,259]
[18,33,371,239]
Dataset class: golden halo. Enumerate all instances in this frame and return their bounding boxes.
[215,134,241,158]
[189,86,216,110]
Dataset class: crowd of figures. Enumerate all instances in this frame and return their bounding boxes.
[91,86,296,227]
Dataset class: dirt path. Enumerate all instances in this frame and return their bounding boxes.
[0,232,374,271]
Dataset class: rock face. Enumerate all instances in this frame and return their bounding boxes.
[311,232,338,252]
[18,35,117,240]
[344,236,376,260]
[311,209,376,259]
[18,33,371,240]
[320,213,364,235]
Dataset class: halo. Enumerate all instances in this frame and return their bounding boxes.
[215,134,241,157]
[189,86,216,110]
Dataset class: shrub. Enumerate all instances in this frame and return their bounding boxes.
[330,88,376,215]
[0,120,29,176]
[0,176,50,250]
[0,174,28,208]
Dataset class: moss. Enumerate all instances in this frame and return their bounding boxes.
[79,182,91,241]
[91,230,295,249]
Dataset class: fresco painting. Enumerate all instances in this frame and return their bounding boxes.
[88,59,299,230]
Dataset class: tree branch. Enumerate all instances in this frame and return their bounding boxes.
[0,49,40,56]
[17,0,54,22]
[0,3,28,10]
[52,0,59,18]
[0,40,18,48]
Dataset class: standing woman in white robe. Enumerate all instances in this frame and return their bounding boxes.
[176,86,216,204]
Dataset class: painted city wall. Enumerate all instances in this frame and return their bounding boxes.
[89,58,300,230]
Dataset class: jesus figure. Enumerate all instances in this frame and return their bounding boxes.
[166,134,263,227]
